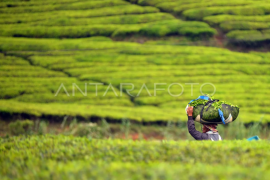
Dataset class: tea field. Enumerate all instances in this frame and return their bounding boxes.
[0,36,270,123]
[0,0,270,124]
[0,135,269,179]
[1,1,270,178]
[135,0,270,46]
[0,0,216,39]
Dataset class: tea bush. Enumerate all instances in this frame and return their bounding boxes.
[0,5,159,24]
[27,13,175,26]
[0,0,130,13]
[0,135,270,179]
[204,14,270,26]
[0,21,215,38]
[220,21,269,32]
[226,30,270,46]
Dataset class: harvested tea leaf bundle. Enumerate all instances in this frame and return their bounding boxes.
[188,95,239,124]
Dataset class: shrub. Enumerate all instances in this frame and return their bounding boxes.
[226,30,270,47]
[226,30,262,40]
[0,0,129,13]
[0,5,160,24]
[0,19,216,39]
[173,1,253,15]
[220,21,269,32]
[139,20,214,37]
[28,13,175,26]
[9,120,34,135]
[183,6,267,20]
[204,14,270,26]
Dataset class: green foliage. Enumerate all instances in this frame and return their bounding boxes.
[139,20,215,37]
[0,0,216,39]
[172,1,254,14]
[138,0,270,46]
[1,135,270,179]
[8,120,33,135]
[0,37,269,123]
[220,21,269,32]
[0,5,159,24]
[0,99,181,122]
[183,5,269,21]
[189,96,239,109]
[226,30,262,40]
[112,26,141,37]
[0,0,130,13]
[27,13,175,26]
[0,19,215,38]
[226,30,270,46]
[212,100,239,109]
[204,14,270,26]
[0,0,90,8]
[189,99,208,107]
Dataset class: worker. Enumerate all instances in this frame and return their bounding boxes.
[186,106,222,141]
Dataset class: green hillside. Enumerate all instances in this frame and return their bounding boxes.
[0,37,269,123]
[136,0,270,46]
[0,0,269,124]
[1,1,270,179]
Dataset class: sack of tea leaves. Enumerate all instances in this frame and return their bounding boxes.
[188,95,239,124]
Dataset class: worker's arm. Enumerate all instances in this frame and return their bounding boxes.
[187,106,209,140]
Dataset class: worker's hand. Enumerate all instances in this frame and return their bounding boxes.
[187,106,193,116]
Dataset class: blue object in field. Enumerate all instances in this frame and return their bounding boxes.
[247,136,260,141]
[218,109,226,125]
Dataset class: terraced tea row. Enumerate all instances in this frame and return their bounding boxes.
[0,37,269,123]
[0,0,93,8]
[0,0,130,13]
[1,135,270,179]
[0,5,159,24]
[0,20,216,38]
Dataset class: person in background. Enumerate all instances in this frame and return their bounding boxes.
[186,106,222,141]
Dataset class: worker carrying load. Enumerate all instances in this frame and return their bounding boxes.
[185,95,239,141]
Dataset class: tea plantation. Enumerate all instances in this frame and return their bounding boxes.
[0,0,270,123]
[1,1,270,179]
[0,37,270,123]
[1,135,270,179]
